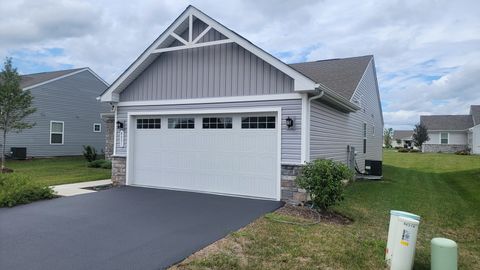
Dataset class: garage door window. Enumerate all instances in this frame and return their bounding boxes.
[241,116,275,129]
[168,118,195,129]
[137,118,161,129]
[202,117,232,129]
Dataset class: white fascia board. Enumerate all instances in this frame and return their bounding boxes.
[101,6,317,102]
[23,68,88,91]
[117,93,302,107]
[127,106,282,117]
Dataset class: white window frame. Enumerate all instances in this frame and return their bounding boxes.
[93,123,102,132]
[50,121,64,145]
[440,132,449,144]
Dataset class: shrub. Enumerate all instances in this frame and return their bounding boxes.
[410,149,421,153]
[398,148,410,153]
[83,145,97,162]
[295,159,354,210]
[0,174,55,207]
[87,159,112,169]
[455,149,471,155]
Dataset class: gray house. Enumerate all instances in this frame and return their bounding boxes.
[4,68,109,157]
[100,6,383,203]
[421,105,480,153]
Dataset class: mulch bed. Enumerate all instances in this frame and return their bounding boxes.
[275,204,353,225]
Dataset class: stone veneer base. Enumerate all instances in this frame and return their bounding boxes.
[423,144,468,153]
[111,156,126,185]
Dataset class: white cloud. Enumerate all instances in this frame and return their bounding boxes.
[0,0,479,130]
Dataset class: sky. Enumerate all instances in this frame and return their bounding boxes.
[0,0,479,130]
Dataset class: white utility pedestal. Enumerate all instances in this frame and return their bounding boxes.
[386,210,421,268]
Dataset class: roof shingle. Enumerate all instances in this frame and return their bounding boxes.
[289,55,373,100]
[420,115,474,131]
[19,68,84,89]
[393,130,413,140]
[470,105,480,126]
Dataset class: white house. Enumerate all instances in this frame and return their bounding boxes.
[421,105,480,153]
[392,130,414,148]
[100,6,383,203]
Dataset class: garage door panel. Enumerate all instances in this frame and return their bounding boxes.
[131,114,278,199]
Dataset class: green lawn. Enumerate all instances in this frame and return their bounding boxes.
[5,156,111,186]
[172,150,480,269]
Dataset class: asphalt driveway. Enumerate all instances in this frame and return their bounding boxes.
[0,186,282,270]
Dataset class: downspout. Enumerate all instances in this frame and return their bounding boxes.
[305,89,324,162]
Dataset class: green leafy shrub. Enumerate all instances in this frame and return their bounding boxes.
[87,159,112,169]
[455,149,471,155]
[295,159,354,210]
[82,145,97,162]
[0,174,55,207]
[398,148,410,153]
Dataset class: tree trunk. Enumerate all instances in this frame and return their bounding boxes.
[1,130,5,170]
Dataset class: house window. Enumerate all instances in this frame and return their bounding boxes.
[93,123,101,132]
[440,132,449,144]
[50,121,64,144]
[202,117,232,129]
[168,118,194,129]
[363,123,367,154]
[241,116,276,129]
[137,118,161,129]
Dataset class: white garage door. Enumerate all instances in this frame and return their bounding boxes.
[129,113,279,200]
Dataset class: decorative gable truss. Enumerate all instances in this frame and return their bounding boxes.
[100,6,318,102]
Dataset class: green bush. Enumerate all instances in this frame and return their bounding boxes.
[83,145,97,162]
[87,159,112,169]
[410,149,421,153]
[295,159,354,210]
[455,149,471,155]
[398,148,410,153]
[0,174,55,207]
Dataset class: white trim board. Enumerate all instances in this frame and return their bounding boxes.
[117,93,302,107]
[125,106,282,201]
[24,68,109,91]
[100,5,317,102]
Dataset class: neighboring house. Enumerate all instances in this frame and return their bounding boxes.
[392,130,414,148]
[100,6,383,203]
[421,105,480,153]
[3,68,109,157]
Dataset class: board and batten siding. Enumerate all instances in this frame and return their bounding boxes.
[115,99,302,164]
[4,71,109,157]
[119,42,294,101]
[309,60,383,170]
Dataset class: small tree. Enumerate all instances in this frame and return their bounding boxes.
[413,123,429,148]
[296,159,354,210]
[383,128,393,148]
[0,58,36,170]
[83,145,98,162]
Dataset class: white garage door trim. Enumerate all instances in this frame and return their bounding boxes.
[126,107,282,201]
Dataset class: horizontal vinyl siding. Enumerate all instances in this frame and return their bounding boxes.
[426,131,468,145]
[120,42,294,101]
[115,99,302,164]
[310,60,383,171]
[4,71,109,157]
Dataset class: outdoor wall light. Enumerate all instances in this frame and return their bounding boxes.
[116,121,124,129]
[286,117,294,128]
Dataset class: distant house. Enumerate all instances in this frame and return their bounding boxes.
[392,130,414,148]
[420,105,480,153]
[3,68,109,157]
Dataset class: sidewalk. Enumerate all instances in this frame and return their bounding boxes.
[52,179,112,197]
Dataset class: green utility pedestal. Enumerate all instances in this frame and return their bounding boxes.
[431,238,457,270]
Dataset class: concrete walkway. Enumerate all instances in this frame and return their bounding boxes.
[52,179,112,196]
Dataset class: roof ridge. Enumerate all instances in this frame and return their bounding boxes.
[288,55,373,65]
[20,67,86,77]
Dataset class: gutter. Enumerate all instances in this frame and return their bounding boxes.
[304,89,324,162]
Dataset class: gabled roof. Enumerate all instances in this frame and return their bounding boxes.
[393,130,413,140]
[100,5,318,102]
[17,68,109,90]
[19,68,84,89]
[420,115,474,131]
[470,105,480,125]
[289,55,373,100]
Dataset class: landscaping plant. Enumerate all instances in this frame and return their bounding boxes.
[383,128,393,148]
[82,145,98,162]
[412,123,429,148]
[0,58,36,171]
[87,159,112,169]
[296,159,354,210]
[0,174,55,207]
